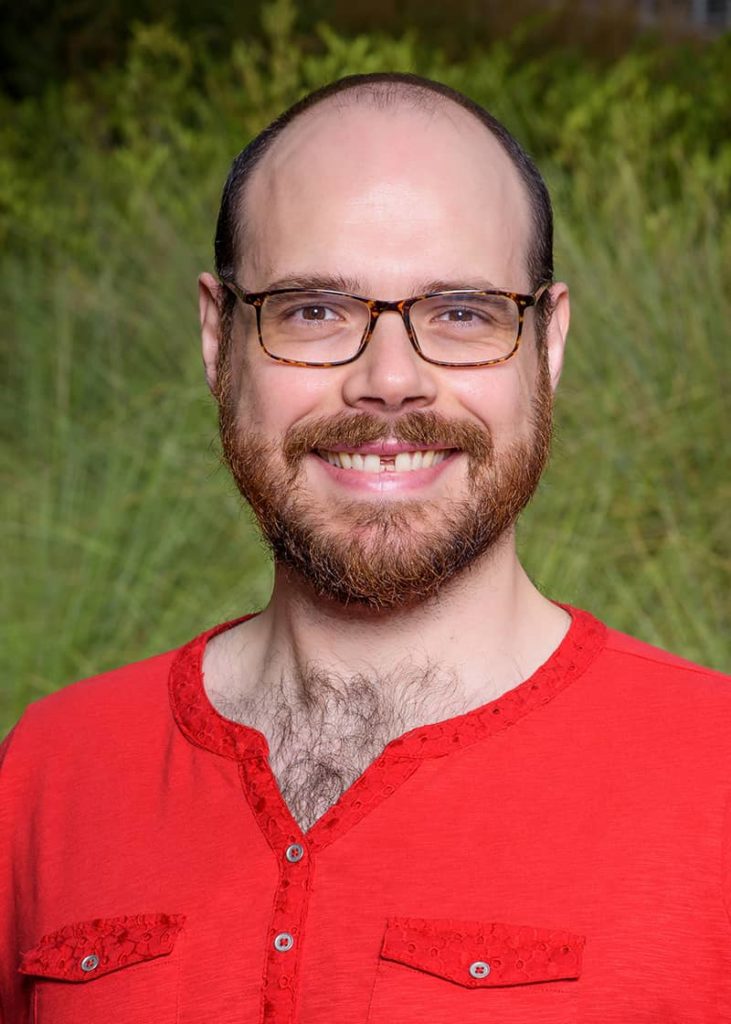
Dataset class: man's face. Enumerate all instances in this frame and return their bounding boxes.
[207,101,567,609]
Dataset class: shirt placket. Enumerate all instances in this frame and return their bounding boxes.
[239,750,421,1023]
[241,757,314,1024]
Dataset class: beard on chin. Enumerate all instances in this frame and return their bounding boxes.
[218,357,553,611]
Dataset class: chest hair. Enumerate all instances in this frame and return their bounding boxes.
[211,662,462,832]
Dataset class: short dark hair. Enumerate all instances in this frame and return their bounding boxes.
[214,72,554,339]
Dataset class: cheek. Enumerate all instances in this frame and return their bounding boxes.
[231,356,342,436]
[456,362,537,442]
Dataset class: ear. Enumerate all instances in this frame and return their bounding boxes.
[198,272,225,394]
[543,282,570,392]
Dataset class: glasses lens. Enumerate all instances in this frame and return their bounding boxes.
[260,291,369,364]
[411,293,520,364]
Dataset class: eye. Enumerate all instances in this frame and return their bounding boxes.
[294,304,341,322]
[431,305,494,326]
[262,292,362,341]
[438,307,481,323]
[420,294,515,331]
[264,292,352,325]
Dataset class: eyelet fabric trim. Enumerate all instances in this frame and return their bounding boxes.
[19,913,186,983]
[380,917,585,988]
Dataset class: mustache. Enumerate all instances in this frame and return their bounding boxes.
[282,411,493,467]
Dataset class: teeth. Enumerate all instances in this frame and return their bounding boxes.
[321,450,450,472]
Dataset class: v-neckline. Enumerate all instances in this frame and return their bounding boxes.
[169,605,606,845]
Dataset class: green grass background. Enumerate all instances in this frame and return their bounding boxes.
[2,3,729,734]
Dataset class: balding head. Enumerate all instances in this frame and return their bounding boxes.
[214,74,553,327]
[252,100,532,300]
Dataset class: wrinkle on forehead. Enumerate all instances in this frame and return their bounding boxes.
[241,98,532,290]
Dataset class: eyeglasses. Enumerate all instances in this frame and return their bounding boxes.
[220,279,550,368]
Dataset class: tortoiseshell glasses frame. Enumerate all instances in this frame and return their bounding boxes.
[220,278,551,369]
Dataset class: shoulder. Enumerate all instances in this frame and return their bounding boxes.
[567,604,728,695]
[601,624,728,689]
[552,612,731,793]
[1,644,184,779]
[581,617,731,740]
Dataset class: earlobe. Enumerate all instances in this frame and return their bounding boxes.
[198,272,223,394]
[545,283,570,391]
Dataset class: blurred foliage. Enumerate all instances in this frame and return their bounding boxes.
[0,0,716,99]
[1,1,729,731]
[2,3,729,257]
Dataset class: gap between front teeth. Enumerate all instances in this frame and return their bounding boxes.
[321,450,449,472]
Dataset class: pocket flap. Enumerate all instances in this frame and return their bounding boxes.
[380,917,585,988]
[19,912,186,983]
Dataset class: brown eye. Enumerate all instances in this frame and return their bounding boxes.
[433,306,487,325]
[445,308,476,322]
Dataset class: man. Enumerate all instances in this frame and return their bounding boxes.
[1,72,729,1024]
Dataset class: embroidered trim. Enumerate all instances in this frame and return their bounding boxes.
[19,913,186,982]
[381,917,585,987]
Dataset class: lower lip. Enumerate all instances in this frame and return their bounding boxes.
[310,451,461,493]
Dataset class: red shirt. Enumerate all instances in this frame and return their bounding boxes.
[2,606,731,1023]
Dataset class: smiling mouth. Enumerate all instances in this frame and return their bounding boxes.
[316,449,456,473]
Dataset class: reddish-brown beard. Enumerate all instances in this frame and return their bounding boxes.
[218,356,553,610]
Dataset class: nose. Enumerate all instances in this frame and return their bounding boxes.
[340,308,438,413]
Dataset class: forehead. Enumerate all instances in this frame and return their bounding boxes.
[241,98,533,294]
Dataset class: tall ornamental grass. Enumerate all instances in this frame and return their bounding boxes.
[2,4,729,731]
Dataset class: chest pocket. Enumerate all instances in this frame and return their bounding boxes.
[19,912,185,1024]
[367,916,585,1024]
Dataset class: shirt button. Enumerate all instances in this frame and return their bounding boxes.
[274,932,294,952]
[80,954,100,972]
[285,843,304,863]
[469,960,491,979]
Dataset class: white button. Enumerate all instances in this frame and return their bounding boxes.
[469,960,490,979]
[80,954,100,972]
[285,844,304,863]
[274,932,294,952]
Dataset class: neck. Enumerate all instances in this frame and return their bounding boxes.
[206,530,570,716]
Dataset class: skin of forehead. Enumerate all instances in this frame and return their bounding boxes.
[241,97,534,292]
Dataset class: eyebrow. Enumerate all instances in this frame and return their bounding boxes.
[254,273,503,296]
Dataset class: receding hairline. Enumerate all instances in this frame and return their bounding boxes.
[251,82,491,174]
[237,81,532,270]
